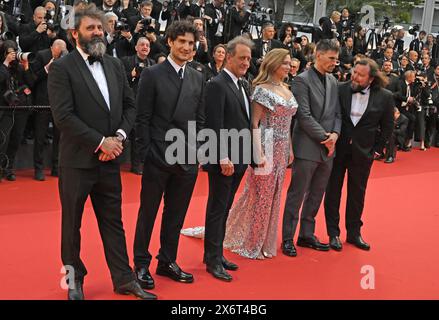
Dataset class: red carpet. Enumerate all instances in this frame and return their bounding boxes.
[1,148,438,300]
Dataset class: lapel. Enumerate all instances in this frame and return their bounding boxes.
[309,69,325,102]
[344,82,354,126]
[222,71,249,121]
[102,55,118,118]
[322,73,331,118]
[72,49,109,114]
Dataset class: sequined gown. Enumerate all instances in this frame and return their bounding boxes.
[222,86,297,259]
[181,86,298,259]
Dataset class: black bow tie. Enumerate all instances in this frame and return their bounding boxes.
[88,55,103,65]
[351,88,367,95]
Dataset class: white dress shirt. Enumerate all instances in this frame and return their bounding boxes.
[76,47,126,151]
[167,55,186,78]
[224,68,250,118]
[350,86,370,126]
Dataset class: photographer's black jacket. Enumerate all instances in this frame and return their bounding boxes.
[0,63,35,107]
[19,21,51,53]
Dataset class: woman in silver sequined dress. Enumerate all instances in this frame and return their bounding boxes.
[182,49,298,259]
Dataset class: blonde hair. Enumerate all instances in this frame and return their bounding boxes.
[252,48,290,88]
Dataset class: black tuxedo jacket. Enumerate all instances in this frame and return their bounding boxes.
[48,49,136,168]
[203,70,251,174]
[336,81,394,163]
[385,73,403,105]
[252,39,285,64]
[136,59,205,173]
[30,48,53,105]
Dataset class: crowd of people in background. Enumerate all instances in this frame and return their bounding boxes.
[0,1,438,183]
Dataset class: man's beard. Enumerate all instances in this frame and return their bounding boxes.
[351,82,368,91]
[78,33,106,58]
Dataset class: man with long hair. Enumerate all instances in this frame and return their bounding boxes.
[324,58,394,251]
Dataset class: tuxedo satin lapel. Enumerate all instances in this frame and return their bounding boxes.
[102,56,118,117]
[72,50,109,113]
[222,72,249,120]
[345,83,354,125]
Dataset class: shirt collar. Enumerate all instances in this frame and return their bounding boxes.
[76,46,90,61]
[167,55,186,76]
[224,68,239,85]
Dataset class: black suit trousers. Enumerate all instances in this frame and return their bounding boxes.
[59,163,135,287]
[324,150,373,238]
[133,159,198,268]
[204,170,245,267]
[400,108,416,143]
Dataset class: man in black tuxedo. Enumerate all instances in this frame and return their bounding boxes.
[47,5,156,300]
[252,22,285,70]
[376,47,399,71]
[30,39,67,181]
[205,0,226,49]
[397,70,418,149]
[203,36,253,282]
[324,59,394,251]
[320,11,340,40]
[409,30,426,53]
[133,20,205,290]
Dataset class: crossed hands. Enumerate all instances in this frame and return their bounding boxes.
[321,132,338,157]
[98,137,123,162]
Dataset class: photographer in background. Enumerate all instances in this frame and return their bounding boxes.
[19,6,56,53]
[205,0,226,49]
[251,22,284,69]
[192,17,210,64]
[29,39,67,181]
[384,108,409,163]
[0,11,16,46]
[413,72,434,150]
[121,37,155,175]
[129,1,161,36]
[104,12,135,58]
[409,29,426,53]
[224,0,250,43]
[0,40,35,182]
[320,11,340,40]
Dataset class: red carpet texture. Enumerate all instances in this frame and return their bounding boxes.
[0,148,438,300]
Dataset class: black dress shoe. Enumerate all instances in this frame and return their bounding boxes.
[68,280,84,300]
[114,280,157,300]
[156,262,194,283]
[384,157,394,164]
[329,236,343,251]
[34,169,45,181]
[281,240,297,257]
[221,256,238,271]
[347,235,370,251]
[134,267,155,289]
[5,172,16,181]
[206,264,232,282]
[297,236,330,251]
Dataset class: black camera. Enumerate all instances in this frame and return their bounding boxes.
[250,1,273,14]
[135,62,146,76]
[3,89,20,106]
[408,24,420,36]
[45,10,59,32]
[139,17,154,34]
[115,18,131,32]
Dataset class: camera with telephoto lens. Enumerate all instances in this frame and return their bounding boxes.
[139,17,153,34]
[115,18,131,32]
[16,52,35,62]
[408,24,420,36]
[45,10,60,32]
[250,0,273,14]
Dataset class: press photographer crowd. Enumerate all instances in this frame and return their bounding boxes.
[0,0,437,183]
